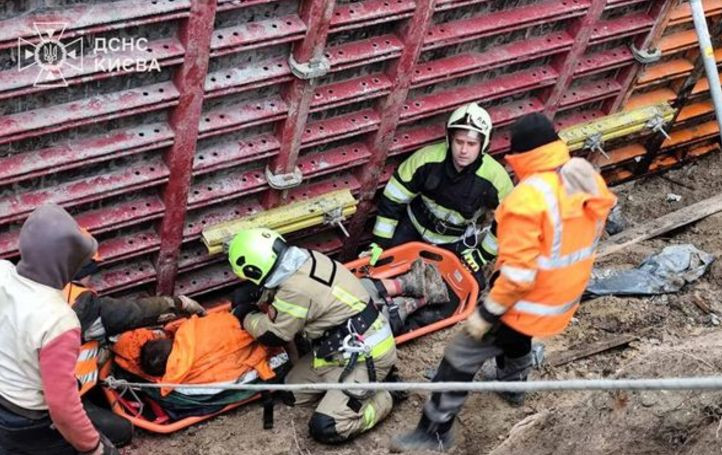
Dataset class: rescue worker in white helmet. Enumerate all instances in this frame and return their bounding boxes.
[368,102,513,289]
[227,228,399,444]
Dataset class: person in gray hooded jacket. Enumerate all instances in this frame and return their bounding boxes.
[0,204,117,455]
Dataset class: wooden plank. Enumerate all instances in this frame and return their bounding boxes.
[546,333,639,367]
[598,193,722,257]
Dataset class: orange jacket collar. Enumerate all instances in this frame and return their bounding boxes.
[505,140,570,181]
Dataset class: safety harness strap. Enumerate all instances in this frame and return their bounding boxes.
[313,302,379,359]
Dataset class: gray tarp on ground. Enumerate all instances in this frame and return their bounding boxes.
[586,244,715,296]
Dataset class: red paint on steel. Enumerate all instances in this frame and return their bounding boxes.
[0,123,174,186]
[588,12,655,45]
[342,0,437,258]
[400,66,557,124]
[209,15,307,58]
[543,0,606,118]
[0,160,169,225]
[422,0,590,51]
[0,0,191,51]
[606,0,678,113]
[412,32,574,89]
[0,82,179,145]
[156,0,218,295]
[265,0,337,209]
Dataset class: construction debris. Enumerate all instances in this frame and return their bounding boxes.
[597,192,722,257]
[587,244,714,296]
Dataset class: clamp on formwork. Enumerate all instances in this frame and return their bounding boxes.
[323,207,351,237]
[645,113,672,140]
[631,45,662,64]
[560,102,676,155]
[202,189,358,255]
[583,133,609,159]
[265,165,303,190]
[288,55,331,80]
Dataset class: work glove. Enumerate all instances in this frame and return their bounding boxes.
[460,248,487,273]
[81,433,119,455]
[174,295,207,316]
[232,302,258,327]
[464,308,493,340]
[359,242,384,266]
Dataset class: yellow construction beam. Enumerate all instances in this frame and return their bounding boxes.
[559,102,676,153]
[202,189,357,255]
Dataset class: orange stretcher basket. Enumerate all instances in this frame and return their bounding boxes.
[99,304,285,434]
[101,241,478,433]
[345,241,480,345]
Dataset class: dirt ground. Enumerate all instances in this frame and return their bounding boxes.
[123,152,722,455]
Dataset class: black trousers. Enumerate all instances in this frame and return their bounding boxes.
[424,323,533,425]
[0,398,132,455]
[387,214,487,289]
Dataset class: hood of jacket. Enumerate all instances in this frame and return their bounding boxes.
[16,203,98,290]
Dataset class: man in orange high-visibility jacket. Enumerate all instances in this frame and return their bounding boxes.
[391,113,617,452]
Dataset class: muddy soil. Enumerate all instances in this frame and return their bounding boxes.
[124,152,722,455]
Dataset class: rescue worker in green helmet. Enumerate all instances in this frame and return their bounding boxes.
[369,102,513,288]
[227,228,398,444]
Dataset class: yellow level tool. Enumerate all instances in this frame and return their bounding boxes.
[202,189,357,255]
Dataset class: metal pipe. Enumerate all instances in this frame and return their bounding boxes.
[690,0,722,139]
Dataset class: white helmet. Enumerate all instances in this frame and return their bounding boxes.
[446,102,493,153]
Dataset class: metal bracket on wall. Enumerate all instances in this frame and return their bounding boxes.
[288,55,331,80]
[265,165,303,190]
[584,133,609,159]
[631,45,662,64]
[646,113,671,140]
[323,206,350,237]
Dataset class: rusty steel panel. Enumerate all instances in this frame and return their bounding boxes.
[422,0,590,51]
[0,82,179,145]
[156,0,218,295]
[412,32,574,89]
[192,133,281,176]
[0,37,185,100]
[400,66,557,124]
[209,15,307,57]
[0,0,191,50]
[0,0,686,297]
[0,123,174,185]
[330,0,416,32]
[542,0,605,118]
[0,161,169,225]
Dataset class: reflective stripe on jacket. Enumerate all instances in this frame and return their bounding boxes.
[485,141,617,337]
[372,142,513,254]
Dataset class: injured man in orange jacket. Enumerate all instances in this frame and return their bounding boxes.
[111,311,276,396]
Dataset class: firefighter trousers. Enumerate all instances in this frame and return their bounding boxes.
[285,353,394,443]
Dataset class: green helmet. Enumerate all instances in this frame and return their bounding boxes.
[228,228,287,286]
[446,102,493,153]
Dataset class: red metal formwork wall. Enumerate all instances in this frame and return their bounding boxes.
[0,0,679,298]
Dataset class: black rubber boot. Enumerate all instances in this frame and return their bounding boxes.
[389,414,453,452]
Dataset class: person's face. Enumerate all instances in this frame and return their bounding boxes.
[450,130,482,171]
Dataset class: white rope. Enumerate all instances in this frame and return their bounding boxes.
[104,376,722,393]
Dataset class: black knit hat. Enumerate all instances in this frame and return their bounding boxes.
[509,113,560,153]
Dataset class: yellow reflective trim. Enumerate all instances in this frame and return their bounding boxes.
[362,404,377,430]
[373,216,398,239]
[420,195,467,225]
[368,333,395,359]
[407,208,460,244]
[383,177,416,203]
[332,286,366,312]
[311,331,395,368]
[272,298,308,319]
[481,231,498,255]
